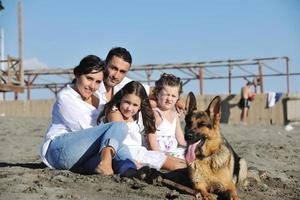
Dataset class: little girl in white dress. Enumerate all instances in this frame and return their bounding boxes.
[153,107,186,158]
[147,73,187,159]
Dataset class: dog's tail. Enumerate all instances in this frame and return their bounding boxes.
[223,136,248,187]
[223,137,248,187]
[231,153,248,188]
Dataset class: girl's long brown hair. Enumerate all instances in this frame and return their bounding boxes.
[97,81,156,134]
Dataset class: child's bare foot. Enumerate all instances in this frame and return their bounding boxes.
[134,160,143,169]
[95,161,113,175]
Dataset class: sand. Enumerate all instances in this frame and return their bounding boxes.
[0,116,299,200]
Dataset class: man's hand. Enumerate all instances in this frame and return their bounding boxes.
[175,99,186,117]
[149,99,157,108]
[249,93,256,101]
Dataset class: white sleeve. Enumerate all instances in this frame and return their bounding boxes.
[142,83,150,96]
[55,94,93,131]
[114,76,150,96]
[114,76,132,94]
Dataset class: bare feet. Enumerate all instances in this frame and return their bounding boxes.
[95,160,114,175]
[95,147,115,176]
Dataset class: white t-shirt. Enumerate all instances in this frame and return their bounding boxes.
[98,76,150,109]
[40,85,102,168]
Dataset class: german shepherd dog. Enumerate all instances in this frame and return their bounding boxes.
[184,93,247,200]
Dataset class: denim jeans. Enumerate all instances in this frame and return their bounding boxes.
[46,122,132,174]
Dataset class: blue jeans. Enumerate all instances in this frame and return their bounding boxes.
[46,122,133,174]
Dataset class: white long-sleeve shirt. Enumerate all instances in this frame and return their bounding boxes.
[40,85,103,168]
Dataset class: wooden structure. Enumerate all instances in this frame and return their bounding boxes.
[1,55,300,100]
[0,1,24,99]
[0,56,24,96]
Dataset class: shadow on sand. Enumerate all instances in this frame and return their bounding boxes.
[0,162,47,169]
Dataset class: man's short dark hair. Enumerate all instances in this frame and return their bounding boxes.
[105,47,132,66]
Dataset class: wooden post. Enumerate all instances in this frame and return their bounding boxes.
[258,61,264,94]
[146,70,152,86]
[285,57,290,94]
[198,66,203,95]
[18,1,24,87]
[26,74,38,100]
[27,75,31,100]
[7,56,11,84]
[14,91,18,100]
[228,62,232,94]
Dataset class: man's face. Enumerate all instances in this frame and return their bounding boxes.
[104,55,131,88]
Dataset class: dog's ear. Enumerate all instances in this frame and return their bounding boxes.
[206,96,221,121]
[185,92,197,114]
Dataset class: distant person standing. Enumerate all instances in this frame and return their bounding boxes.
[239,78,258,125]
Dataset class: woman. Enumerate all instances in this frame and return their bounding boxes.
[40,55,133,175]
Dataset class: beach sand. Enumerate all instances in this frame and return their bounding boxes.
[0,116,299,200]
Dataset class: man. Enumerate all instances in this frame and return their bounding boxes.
[98,47,139,105]
[239,78,257,125]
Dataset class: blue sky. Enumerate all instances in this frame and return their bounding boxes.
[1,0,299,99]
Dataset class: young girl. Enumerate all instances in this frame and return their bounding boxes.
[98,81,186,171]
[147,73,187,159]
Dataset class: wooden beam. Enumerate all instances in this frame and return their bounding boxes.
[0,84,24,92]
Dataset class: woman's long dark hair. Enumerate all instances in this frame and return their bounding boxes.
[97,81,156,134]
[72,55,105,83]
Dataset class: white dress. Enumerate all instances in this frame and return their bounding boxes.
[117,120,167,170]
[154,108,185,159]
